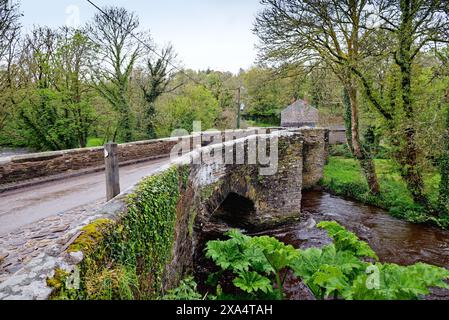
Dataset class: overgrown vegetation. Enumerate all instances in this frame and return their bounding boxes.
[254,0,449,222]
[321,157,449,228]
[50,166,190,300]
[439,107,449,215]
[205,222,449,300]
[206,229,298,300]
[163,277,204,301]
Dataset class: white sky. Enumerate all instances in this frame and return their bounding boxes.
[19,0,264,73]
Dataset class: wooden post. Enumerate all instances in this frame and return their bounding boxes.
[105,142,120,201]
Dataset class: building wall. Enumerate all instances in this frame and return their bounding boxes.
[329,129,347,145]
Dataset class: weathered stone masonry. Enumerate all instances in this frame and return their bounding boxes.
[0,129,281,188]
[0,128,328,300]
[0,138,178,186]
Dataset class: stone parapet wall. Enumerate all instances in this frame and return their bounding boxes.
[0,128,328,300]
[0,138,177,186]
[329,129,347,145]
[295,129,329,189]
[0,129,278,187]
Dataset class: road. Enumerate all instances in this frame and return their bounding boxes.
[0,158,171,236]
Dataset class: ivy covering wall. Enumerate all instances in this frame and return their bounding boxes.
[50,165,191,300]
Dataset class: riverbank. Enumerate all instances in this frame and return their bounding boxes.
[321,156,449,229]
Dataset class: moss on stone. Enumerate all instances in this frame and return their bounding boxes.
[47,268,79,300]
[63,166,185,300]
[47,268,70,291]
[68,218,115,253]
[83,265,138,300]
[200,180,222,200]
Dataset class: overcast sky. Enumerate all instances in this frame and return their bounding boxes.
[19,0,263,73]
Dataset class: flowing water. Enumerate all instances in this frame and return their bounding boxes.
[257,191,449,299]
[264,191,449,268]
[196,191,449,300]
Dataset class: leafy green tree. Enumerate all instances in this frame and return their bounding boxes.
[13,27,77,150]
[254,0,381,194]
[17,88,79,150]
[439,107,449,215]
[154,85,219,137]
[241,67,301,125]
[11,27,98,150]
[0,0,21,132]
[54,27,97,148]
[350,0,449,207]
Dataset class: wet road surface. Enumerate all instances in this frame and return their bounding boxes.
[0,158,170,235]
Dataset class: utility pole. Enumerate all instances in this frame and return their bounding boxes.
[237,87,241,129]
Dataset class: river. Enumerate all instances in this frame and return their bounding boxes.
[196,191,449,300]
[260,191,449,299]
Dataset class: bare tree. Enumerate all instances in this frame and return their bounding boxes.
[255,0,381,194]
[89,6,146,142]
[0,0,21,131]
[20,27,58,89]
[0,0,21,59]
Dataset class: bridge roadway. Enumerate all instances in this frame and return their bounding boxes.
[0,157,171,236]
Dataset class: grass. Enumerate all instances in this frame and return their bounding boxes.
[86,137,104,148]
[244,120,279,128]
[321,156,449,229]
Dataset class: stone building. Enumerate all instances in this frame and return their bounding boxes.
[328,125,347,145]
[281,99,319,128]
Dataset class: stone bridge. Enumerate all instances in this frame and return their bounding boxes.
[0,127,328,300]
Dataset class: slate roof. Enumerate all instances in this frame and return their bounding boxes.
[281,100,319,127]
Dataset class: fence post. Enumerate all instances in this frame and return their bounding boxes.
[105,142,120,201]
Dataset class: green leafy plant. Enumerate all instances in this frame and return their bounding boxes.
[291,221,449,300]
[347,263,449,300]
[233,271,273,294]
[316,221,378,260]
[205,229,299,299]
[163,277,203,301]
[206,222,449,300]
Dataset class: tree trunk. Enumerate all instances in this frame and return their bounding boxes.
[343,88,354,154]
[395,15,430,207]
[439,107,449,215]
[346,84,381,194]
[398,128,428,206]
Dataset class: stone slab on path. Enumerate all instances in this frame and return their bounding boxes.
[0,200,104,285]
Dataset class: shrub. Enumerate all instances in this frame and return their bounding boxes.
[205,222,449,300]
